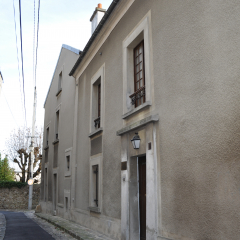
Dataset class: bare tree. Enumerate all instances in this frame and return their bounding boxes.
[6,126,43,183]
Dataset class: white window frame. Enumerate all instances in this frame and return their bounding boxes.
[89,64,105,135]
[122,11,153,118]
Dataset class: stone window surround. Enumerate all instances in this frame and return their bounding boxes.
[122,10,153,118]
[89,64,105,135]
[65,147,72,177]
[88,153,102,213]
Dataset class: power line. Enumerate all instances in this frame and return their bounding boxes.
[32,0,36,86]
[13,0,25,128]
[18,0,27,127]
[2,91,19,128]
[34,0,40,87]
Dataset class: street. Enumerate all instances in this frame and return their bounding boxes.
[0,211,76,240]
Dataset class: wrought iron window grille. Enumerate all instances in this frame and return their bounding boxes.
[94,117,100,128]
[129,86,145,105]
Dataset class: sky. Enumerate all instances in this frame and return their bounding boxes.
[0,0,113,159]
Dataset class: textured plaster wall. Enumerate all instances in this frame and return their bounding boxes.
[41,47,79,206]
[150,1,240,239]
[42,0,240,239]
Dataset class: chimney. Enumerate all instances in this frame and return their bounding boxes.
[90,3,106,34]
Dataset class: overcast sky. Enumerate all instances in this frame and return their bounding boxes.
[0,0,112,158]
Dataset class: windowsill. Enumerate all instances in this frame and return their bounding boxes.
[52,139,59,145]
[65,172,71,177]
[56,88,62,97]
[122,101,151,119]
[88,127,103,138]
[44,146,49,150]
[57,203,64,208]
[88,206,101,213]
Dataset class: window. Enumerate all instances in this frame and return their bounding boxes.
[44,165,48,202]
[90,64,105,135]
[58,72,62,91]
[56,70,63,96]
[55,110,59,140]
[122,11,153,118]
[130,40,145,107]
[94,82,101,129]
[65,147,72,177]
[46,127,49,146]
[89,154,102,212]
[66,156,70,171]
[92,165,99,207]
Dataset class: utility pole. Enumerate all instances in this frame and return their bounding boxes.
[28,86,37,210]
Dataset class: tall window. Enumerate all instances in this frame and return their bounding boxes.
[97,83,101,128]
[58,72,62,91]
[93,79,101,129]
[92,165,99,207]
[46,127,49,146]
[55,110,59,139]
[130,40,145,107]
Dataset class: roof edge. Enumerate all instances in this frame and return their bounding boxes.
[69,0,121,76]
[43,44,81,108]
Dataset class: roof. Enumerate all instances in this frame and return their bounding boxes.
[43,44,81,107]
[69,0,121,76]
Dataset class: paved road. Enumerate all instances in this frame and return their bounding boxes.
[0,211,55,240]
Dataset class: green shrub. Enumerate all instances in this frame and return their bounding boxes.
[0,181,27,189]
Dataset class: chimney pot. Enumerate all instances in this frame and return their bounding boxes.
[98,3,102,9]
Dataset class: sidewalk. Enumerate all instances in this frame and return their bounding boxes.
[35,213,113,240]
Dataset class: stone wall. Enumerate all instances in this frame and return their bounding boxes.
[0,184,40,209]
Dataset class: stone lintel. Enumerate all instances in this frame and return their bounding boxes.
[116,114,159,136]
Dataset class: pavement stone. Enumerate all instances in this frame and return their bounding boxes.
[35,213,113,240]
[0,213,6,240]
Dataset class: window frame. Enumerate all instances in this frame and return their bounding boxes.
[122,11,153,119]
[65,147,72,177]
[89,154,102,213]
[89,64,105,135]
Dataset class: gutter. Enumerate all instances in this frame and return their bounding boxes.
[69,0,121,76]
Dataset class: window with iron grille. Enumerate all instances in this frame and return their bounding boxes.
[92,165,99,207]
[95,83,101,128]
[93,78,101,129]
[122,12,153,118]
[130,40,145,107]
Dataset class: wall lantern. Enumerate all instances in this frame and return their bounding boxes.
[131,132,141,149]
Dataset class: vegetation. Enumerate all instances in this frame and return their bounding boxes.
[5,126,43,183]
[0,153,15,181]
[0,180,27,189]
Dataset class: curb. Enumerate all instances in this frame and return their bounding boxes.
[35,213,112,240]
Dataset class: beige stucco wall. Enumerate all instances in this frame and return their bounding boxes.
[41,0,240,239]
[41,46,79,212]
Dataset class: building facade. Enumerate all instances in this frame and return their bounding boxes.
[41,1,240,240]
